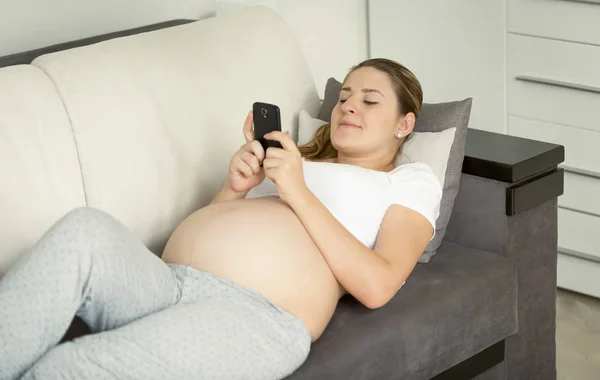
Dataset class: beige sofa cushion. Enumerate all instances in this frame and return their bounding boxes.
[32,6,321,255]
[0,65,86,276]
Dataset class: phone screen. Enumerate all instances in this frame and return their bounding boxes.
[253,102,283,151]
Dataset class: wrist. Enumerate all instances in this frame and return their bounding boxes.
[224,180,250,198]
[287,184,313,211]
[211,180,248,204]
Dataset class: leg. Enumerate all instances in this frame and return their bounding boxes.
[0,207,182,380]
[22,284,311,379]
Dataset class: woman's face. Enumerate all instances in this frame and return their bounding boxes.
[330,67,408,158]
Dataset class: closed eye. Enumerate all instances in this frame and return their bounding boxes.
[338,99,378,105]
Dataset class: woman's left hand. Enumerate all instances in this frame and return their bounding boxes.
[263,131,308,204]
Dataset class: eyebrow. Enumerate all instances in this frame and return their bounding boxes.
[341,86,385,98]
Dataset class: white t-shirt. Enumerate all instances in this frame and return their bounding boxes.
[245,159,442,249]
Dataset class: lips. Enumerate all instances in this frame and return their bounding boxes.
[340,121,361,128]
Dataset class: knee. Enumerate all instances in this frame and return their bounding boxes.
[62,206,109,223]
[56,207,119,232]
[47,207,123,248]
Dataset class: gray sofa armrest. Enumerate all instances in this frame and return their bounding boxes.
[445,129,564,380]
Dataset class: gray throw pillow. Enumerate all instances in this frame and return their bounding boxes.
[317,78,472,262]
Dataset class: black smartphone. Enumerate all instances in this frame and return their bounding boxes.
[252,102,283,151]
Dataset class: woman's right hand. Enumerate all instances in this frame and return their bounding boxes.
[226,111,266,193]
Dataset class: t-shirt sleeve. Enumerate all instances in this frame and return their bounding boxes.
[388,163,443,239]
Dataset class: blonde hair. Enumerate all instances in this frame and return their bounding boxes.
[298,58,423,161]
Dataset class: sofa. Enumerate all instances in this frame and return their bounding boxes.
[0,6,564,380]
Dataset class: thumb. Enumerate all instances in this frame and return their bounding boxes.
[243,111,254,143]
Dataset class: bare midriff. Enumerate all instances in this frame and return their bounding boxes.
[161,196,345,342]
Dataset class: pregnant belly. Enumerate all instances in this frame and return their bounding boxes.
[161,197,343,341]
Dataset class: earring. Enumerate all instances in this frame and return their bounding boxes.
[396,132,403,138]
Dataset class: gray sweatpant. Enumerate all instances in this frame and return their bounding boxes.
[0,207,311,380]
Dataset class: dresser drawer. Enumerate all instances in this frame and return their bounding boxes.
[508,34,600,132]
[558,253,600,298]
[558,208,600,262]
[508,116,600,175]
[561,171,600,217]
[508,0,600,46]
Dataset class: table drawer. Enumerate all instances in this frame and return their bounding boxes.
[508,0,600,46]
[508,116,600,175]
[508,34,600,132]
[561,171,600,217]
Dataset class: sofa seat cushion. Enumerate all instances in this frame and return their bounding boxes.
[287,242,518,380]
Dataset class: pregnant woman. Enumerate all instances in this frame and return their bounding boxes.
[0,58,442,380]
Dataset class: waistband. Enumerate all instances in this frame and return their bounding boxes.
[167,263,312,342]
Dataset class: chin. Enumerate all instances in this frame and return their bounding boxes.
[331,137,360,153]
[332,127,359,146]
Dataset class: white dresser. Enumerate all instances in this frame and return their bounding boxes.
[506,0,600,298]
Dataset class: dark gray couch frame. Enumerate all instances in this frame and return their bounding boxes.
[1,19,564,380]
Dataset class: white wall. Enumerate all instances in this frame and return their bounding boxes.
[271,0,369,96]
[0,0,368,97]
[0,0,218,56]
[369,0,507,134]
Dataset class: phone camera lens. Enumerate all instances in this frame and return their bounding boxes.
[261,108,268,116]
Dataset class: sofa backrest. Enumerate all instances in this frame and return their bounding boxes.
[0,6,321,275]
[0,65,87,276]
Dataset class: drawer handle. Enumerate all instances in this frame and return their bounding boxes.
[559,247,600,264]
[515,75,600,95]
[562,164,600,180]
[560,0,600,5]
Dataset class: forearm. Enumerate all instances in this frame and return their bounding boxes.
[289,187,392,308]
[210,180,248,205]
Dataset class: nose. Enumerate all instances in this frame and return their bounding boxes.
[340,97,357,114]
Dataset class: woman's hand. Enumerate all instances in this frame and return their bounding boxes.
[226,111,266,194]
[263,131,308,204]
